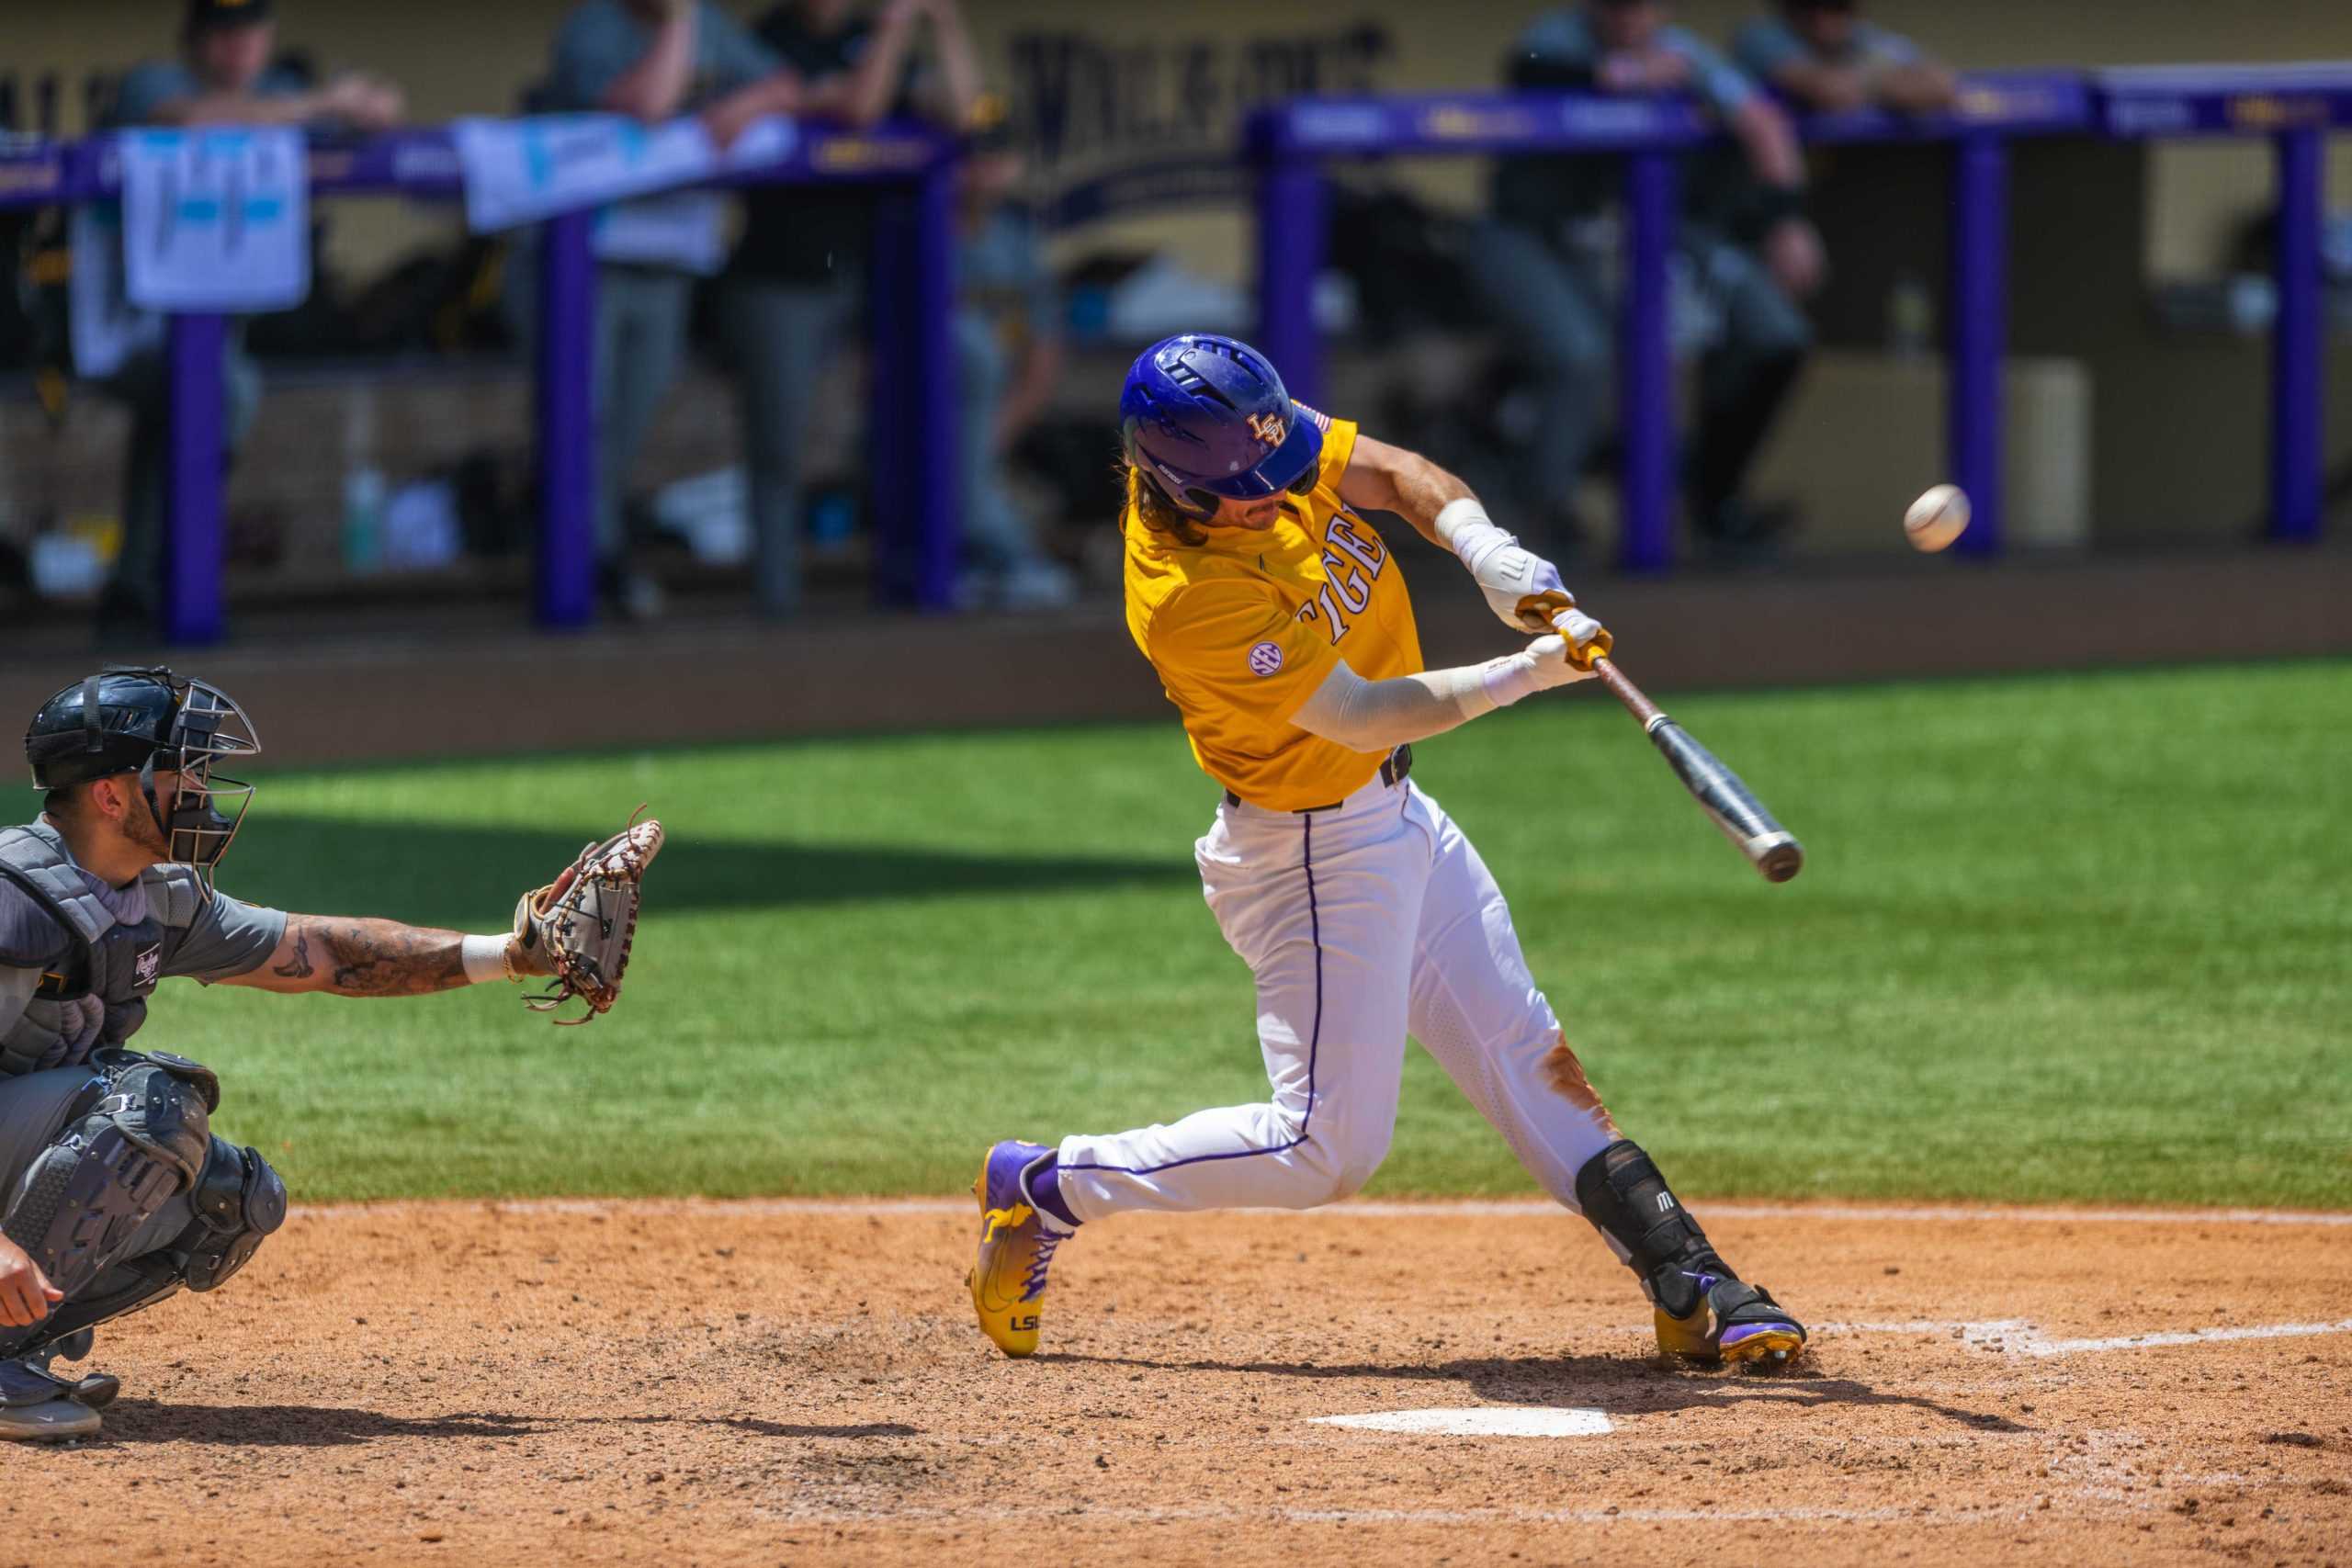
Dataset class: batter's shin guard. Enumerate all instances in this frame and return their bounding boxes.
[1571,1139,1730,1321]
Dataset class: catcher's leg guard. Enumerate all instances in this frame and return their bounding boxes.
[11,1137,286,1361]
[175,1135,288,1292]
[1,1058,210,1305]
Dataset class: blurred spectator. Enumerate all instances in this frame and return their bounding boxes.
[724,0,978,620]
[543,0,803,620]
[114,1,404,131]
[99,0,405,634]
[1731,1,1959,115]
[1473,0,1821,556]
[952,100,1077,610]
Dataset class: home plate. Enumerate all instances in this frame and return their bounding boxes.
[1312,1407,1613,1438]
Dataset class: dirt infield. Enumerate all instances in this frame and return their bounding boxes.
[10,1201,2349,1566]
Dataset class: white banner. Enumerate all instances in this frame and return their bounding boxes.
[68,203,165,379]
[450,113,799,236]
[117,127,310,312]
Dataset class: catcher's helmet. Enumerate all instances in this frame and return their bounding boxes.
[1119,333,1323,521]
[25,666,261,886]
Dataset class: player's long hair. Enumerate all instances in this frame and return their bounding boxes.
[1121,462,1209,548]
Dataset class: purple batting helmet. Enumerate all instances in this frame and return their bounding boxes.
[1119,333,1323,521]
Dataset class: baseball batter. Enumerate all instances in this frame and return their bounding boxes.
[969,333,1806,1368]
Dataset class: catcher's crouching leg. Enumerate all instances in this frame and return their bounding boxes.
[0,1135,285,1436]
[0,1053,239,1437]
[1,1053,215,1310]
[16,1134,288,1359]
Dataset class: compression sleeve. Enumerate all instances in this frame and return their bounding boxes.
[1288,649,1565,752]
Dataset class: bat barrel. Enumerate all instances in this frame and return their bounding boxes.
[1646,718,1805,883]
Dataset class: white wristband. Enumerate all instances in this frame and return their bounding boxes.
[1434,498,1514,567]
[461,933,513,986]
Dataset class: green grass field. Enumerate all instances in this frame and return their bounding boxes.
[158,660,2349,1208]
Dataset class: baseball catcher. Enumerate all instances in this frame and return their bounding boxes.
[0,667,660,1441]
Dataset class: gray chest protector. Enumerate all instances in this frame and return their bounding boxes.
[0,828,204,1077]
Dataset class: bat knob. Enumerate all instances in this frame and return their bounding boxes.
[1514,590,1573,632]
[1750,832,1804,884]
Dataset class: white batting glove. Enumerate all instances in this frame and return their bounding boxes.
[1552,606,1606,657]
[1475,626,1599,710]
[1521,625,1600,691]
[1434,498,1567,632]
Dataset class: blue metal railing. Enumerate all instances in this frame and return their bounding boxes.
[1250,65,2348,570]
[3,65,2345,643]
[0,121,960,642]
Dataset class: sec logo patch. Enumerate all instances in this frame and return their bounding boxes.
[1247,641,1284,677]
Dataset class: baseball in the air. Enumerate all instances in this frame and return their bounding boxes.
[1904,484,1972,553]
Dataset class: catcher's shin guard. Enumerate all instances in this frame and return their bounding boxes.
[2,1059,210,1306]
[6,1138,287,1361]
[176,1137,288,1292]
[1573,1139,1806,1367]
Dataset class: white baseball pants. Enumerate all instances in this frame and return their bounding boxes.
[1055,773,1623,1221]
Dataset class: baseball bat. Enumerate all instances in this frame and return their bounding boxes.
[1518,594,1804,884]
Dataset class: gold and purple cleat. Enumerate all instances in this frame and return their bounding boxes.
[967,1139,1066,1359]
[1655,1275,1807,1368]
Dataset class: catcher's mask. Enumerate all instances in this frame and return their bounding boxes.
[25,666,261,893]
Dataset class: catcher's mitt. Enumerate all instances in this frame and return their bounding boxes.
[514,812,664,1024]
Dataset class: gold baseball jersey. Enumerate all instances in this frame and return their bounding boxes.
[1122,410,1424,810]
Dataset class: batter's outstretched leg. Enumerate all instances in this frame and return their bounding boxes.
[1398,787,1805,1367]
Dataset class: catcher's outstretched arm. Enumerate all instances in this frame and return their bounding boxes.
[222,915,550,998]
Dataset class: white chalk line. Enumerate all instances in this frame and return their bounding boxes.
[283,1196,2352,1226]
[1312,1405,1613,1437]
[757,1500,1930,1529]
[1818,1316,2352,1358]
[1268,1505,1912,1526]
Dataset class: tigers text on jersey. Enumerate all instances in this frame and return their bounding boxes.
[1121,411,1425,811]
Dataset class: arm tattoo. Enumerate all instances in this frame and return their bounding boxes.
[294,916,470,998]
[269,930,314,980]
